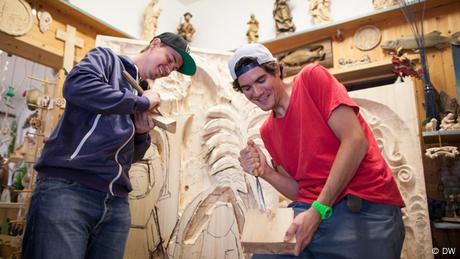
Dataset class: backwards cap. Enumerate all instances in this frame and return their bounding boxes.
[227,43,276,80]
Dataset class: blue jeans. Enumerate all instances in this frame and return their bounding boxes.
[253,198,405,259]
[22,177,131,259]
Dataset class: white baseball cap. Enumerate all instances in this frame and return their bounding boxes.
[228,43,276,80]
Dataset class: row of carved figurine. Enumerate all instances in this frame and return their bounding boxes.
[143,0,401,44]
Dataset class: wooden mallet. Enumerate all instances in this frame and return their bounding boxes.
[122,70,176,133]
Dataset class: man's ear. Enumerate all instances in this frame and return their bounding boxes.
[149,38,161,49]
[275,63,281,77]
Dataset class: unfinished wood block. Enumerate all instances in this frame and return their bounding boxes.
[151,114,176,133]
[122,70,177,133]
[241,208,295,255]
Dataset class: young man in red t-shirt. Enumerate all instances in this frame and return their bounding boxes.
[228,44,405,258]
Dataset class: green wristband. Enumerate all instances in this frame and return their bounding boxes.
[312,201,333,220]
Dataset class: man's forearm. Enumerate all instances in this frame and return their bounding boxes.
[317,137,368,206]
[262,165,298,201]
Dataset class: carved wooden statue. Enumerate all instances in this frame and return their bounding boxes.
[273,0,296,34]
[440,113,460,130]
[439,91,460,122]
[309,0,331,25]
[246,14,259,43]
[177,12,196,43]
[424,118,438,132]
[373,0,398,9]
[142,0,162,40]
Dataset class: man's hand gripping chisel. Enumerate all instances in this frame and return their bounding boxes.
[250,141,267,211]
[122,70,176,133]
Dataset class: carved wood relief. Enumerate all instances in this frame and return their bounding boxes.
[0,0,33,36]
[96,36,432,259]
[274,38,333,77]
[125,142,166,258]
[350,79,433,259]
[163,50,279,259]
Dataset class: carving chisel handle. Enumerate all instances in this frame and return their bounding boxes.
[122,71,176,133]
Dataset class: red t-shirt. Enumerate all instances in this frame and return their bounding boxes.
[260,64,404,207]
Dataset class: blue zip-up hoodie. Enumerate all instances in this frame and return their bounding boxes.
[34,47,151,197]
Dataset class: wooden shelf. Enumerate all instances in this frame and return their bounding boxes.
[433,222,460,230]
[282,54,417,84]
[327,54,419,85]
[329,59,395,84]
[0,203,23,209]
[422,130,460,144]
[442,217,460,223]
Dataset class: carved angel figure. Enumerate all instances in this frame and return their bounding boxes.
[143,0,162,40]
[309,0,331,25]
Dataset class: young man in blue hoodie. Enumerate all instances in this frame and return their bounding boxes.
[22,32,196,259]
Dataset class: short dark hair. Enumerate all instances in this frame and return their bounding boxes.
[231,57,283,93]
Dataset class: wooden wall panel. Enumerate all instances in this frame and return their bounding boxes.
[0,0,130,69]
[346,2,459,108]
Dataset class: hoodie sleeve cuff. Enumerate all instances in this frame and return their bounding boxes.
[134,132,150,141]
[135,96,150,112]
[133,132,151,162]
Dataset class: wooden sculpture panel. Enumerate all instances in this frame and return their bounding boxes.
[349,79,433,259]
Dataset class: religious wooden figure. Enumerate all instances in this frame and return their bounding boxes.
[373,0,398,9]
[246,14,259,43]
[55,25,84,73]
[177,12,196,43]
[273,0,296,35]
[143,0,162,40]
[309,0,331,25]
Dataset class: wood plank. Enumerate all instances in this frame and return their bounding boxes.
[0,31,62,69]
[0,203,24,209]
[241,208,295,255]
